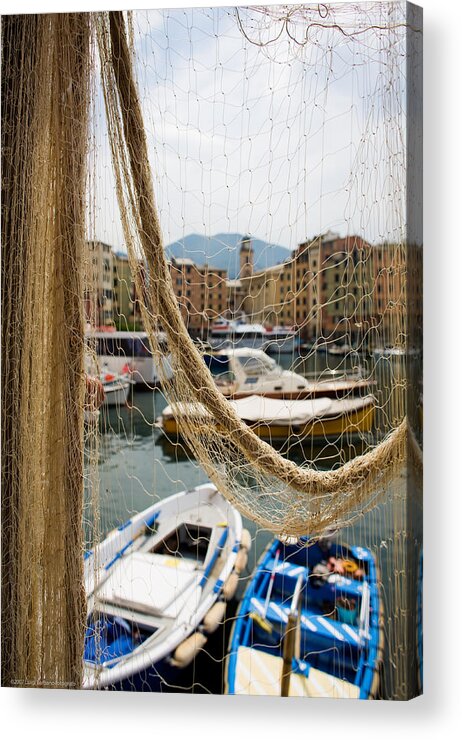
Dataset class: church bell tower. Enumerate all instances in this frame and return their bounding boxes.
[239,235,254,278]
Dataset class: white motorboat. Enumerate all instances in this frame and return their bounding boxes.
[203,348,372,400]
[209,320,268,349]
[263,326,300,354]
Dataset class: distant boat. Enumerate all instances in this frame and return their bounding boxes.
[262,326,300,355]
[209,319,269,350]
[327,342,354,357]
[85,330,173,387]
[83,483,247,690]
[203,348,373,400]
[209,318,299,353]
[226,537,383,698]
[372,346,421,357]
[373,346,406,357]
[99,365,133,407]
[158,393,375,442]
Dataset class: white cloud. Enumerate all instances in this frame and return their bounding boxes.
[91,4,407,252]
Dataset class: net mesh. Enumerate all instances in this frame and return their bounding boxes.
[1,3,422,699]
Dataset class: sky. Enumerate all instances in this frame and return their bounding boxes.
[91,3,407,257]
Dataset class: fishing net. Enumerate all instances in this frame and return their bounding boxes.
[1,3,422,699]
[1,13,91,689]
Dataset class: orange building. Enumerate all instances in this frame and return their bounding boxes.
[243,231,375,342]
[168,257,228,336]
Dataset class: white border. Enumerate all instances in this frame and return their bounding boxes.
[1,0,460,737]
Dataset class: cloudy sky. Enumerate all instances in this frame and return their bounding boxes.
[92,3,407,257]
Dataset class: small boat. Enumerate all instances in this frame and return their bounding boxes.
[226,537,383,699]
[209,320,299,354]
[158,393,375,442]
[85,330,173,387]
[262,326,300,355]
[99,366,133,407]
[209,319,268,349]
[372,346,422,358]
[327,342,353,357]
[83,483,248,690]
[373,346,405,357]
[203,348,373,400]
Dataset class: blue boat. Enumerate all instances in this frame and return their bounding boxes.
[226,537,383,699]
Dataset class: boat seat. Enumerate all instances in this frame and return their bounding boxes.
[98,552,199,619]
[300,611,361,650]
[264,558,309,581]
[232,646,360,698]
[249,597,361,651]
[309,574,364,601]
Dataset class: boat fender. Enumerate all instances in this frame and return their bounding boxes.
[342,559,359,574]
[234,548,248,574]
[202,602,226,634]
[240,529,252,552]
[170,632,207,669]
[222,571,239,601]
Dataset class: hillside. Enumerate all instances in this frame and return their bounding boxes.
[165,233,290,279]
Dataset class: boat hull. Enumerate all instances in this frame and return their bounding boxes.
[103,381,130,406]
[160,399,374,442]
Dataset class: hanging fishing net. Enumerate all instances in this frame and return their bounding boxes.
[1,3,422,698]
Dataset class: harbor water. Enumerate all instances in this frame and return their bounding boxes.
[84,349,418,696]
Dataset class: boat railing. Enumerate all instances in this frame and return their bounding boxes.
[301,368,366,382]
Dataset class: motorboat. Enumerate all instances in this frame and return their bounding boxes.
[83,483,248,690]
[209,320,269,350]
[203,348,373,400]
[262,326,300,354]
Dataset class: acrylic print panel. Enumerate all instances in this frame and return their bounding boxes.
[1,2,422,699]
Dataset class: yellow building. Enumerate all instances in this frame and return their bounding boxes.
[112,251,143,330]
[84,240,113,328]
[240,264,285,326]
[169,257,227,336]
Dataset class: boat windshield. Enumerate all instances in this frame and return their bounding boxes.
[236,354,278,376]
[203,354,235,382]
